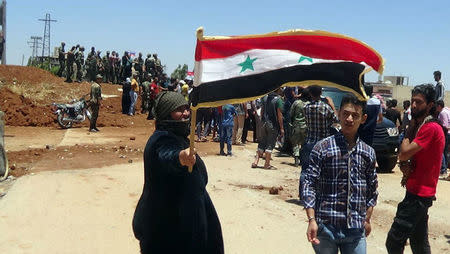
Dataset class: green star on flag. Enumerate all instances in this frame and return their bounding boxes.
[298,56,313,63]
[238,55,257,73]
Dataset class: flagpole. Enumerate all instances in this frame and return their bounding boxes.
[187,27,206,173]
[188,108,197,173]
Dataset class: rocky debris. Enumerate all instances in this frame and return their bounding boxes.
[254,185,264,190]
[45,144,51,150]
[9,164,16,170]
[130,137,136,141]
[128,159,133,163]
[269,186,284,195]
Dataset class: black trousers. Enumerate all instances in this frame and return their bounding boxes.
[242,109,256,143]
[89,104,99,130]
[386,191,433,254]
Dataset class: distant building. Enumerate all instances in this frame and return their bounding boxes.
[383,75,409,86]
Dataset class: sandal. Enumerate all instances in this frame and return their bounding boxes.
[251,163,258,168]
[264,165,277,170]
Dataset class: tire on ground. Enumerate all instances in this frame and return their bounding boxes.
[376,155,397,173]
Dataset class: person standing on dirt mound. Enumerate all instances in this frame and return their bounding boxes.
[65,46,76,83]
[88,74,102,132]
[132,91,224,254]
[57,42,66,77]
[75,46,85,83]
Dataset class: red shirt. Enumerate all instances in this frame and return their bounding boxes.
[150,82,159,99]
[407,122,444,197]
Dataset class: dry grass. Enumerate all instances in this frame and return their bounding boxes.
[4,82,86,105]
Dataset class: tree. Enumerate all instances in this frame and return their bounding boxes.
[170,64,188,80]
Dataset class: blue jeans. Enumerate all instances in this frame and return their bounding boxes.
[299,142,316,199]
[220,125,233,154]
[313,223,366,254]
[129,91,137,115]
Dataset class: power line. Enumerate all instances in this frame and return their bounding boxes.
[38,13,56,59]
[27,36,42,59]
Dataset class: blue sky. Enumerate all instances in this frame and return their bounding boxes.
[5,0,450,86]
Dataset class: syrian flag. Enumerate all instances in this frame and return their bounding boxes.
[186,71,195,80]
[191,28,384,108]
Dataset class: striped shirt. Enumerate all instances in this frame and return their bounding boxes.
[302,132,378,229]
[304,100,338,144]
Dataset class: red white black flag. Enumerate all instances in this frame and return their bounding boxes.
[191,28,384,107]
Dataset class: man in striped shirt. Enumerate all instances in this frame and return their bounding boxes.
[302,94,378,254]
[299,85,338,200]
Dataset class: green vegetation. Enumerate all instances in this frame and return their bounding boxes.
[170,64,188,80]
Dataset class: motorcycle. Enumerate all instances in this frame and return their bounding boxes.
[52,95,92,129]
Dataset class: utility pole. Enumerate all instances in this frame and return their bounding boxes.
[27,36,42,64]
[38,13,56,60]
[0,0,6,65]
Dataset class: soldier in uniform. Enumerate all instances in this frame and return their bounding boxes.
[153,53,162,79]
[122,51,132,80]
[86,47,97,81]
[144,54,152,79]
[114,52,122,84]
[57,42,66,77]
[148,53,156,78]
[109,51,117,84]
[65,46,76,83]
[102,51,111,83]
[140,74,151,114]
[89,74,103,132]
[136,52,145,83]
[75,46,85,82]
[96,51,105,81]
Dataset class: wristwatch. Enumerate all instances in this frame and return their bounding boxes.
[308,216,315,222]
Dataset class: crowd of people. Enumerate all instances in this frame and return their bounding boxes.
[136,70,446,254]
[71,47,447,253]
[56,42,166,85]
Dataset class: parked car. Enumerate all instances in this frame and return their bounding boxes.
[371,117,399,172]
[322,87,399,173]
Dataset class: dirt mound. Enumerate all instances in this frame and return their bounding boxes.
[0,87,56,127]
[0,65,62,85]
[0,65,150,128]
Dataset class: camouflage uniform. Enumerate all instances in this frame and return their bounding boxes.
[109,52,117,84]
[153,54,162,79]
[114,53,121,83]
[144,54,155,76]
[96,51,105,82]
[86,48,97,81]
[57,43,66,77]
[75,47,85,82]
[136,53,145,82]
[89,75,103,132]
[102,52,111,83]
[65,47,75,83]
[122,52,132,80]
[140,80,151,114]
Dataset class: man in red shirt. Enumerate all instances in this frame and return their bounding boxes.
[386,84,445,254]
[147,77,160,120]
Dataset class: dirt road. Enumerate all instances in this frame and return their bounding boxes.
[1,127,449,253]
